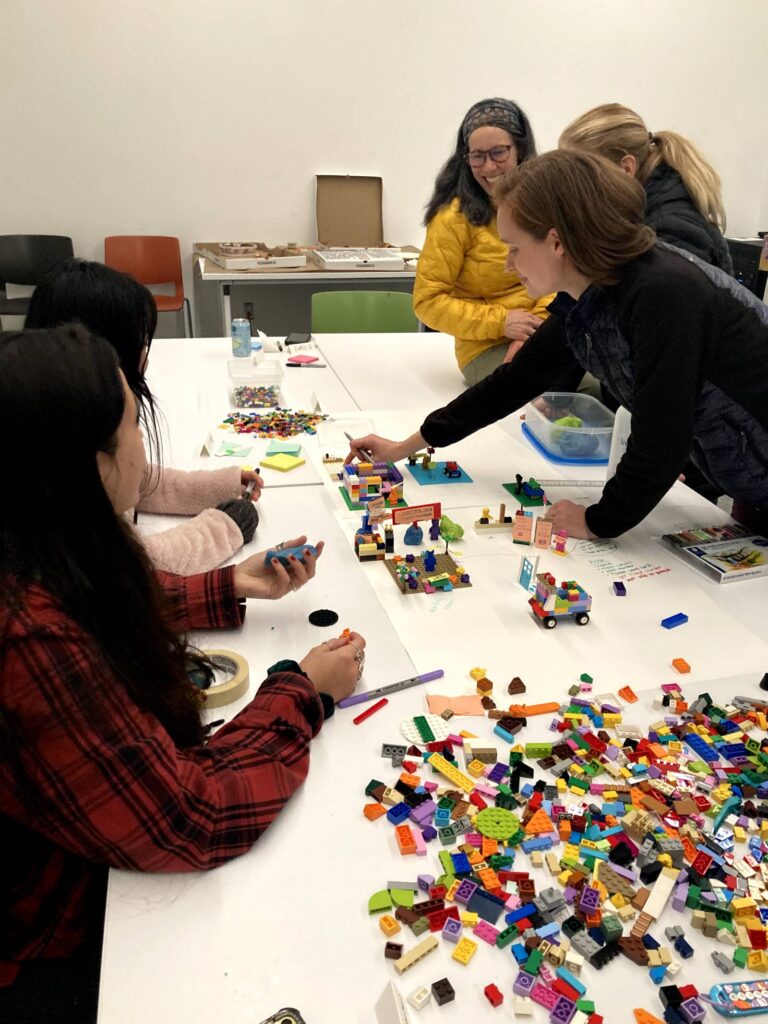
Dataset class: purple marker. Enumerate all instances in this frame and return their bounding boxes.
[338,669,444,709]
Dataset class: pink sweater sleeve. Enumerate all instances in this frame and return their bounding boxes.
[137,509,244,574]
[136,465,241,515]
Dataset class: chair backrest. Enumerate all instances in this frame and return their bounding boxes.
[104,235,183,298]
[0,234,74,286]
[726,238,767,300]
[311,290,418,333]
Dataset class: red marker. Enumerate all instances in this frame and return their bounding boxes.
[352,697,388,725]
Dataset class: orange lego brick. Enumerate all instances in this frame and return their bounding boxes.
[399,772,421,788]
[618,685,639,703]
[558,819,572,841]
[395,824,417,855]
[524,808,555,835]
[672,658,690,674]
[364,803,387,821]
[634,1012,666,1024]
[507,702,560,717]
[481,837,499,858]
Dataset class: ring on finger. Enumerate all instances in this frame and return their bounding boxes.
[276,541,286,551]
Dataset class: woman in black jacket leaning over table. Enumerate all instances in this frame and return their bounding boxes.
[347,150,768,539]
[559,103,733,274]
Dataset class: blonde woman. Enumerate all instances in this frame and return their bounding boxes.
[559,103,732,273]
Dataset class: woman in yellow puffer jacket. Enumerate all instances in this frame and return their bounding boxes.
[414,98,554,386]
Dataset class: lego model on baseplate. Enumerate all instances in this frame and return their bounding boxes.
[339,460,407,510]
[528,572,592,628]
[383,552,471,595]
[502,474,548,507]
[405,459,473,485]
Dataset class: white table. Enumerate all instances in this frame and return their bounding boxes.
[99,334,768,1024]
[195,258,416,336]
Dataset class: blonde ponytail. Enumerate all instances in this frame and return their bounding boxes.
[560,104,726,229]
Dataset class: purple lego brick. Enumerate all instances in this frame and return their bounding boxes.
[679,998,706,1023]
[513,970,535,996]
[421,826,437,842]
[487,762,508,783]
[550,995,578,1024]
[417,874,435,892]
[455,879,478,905]
[578,886,600,913]
[442,917,462,943]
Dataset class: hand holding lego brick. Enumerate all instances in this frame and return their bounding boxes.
[300,630,367,702]
[344,430,426,466]
[542,500,596,540]
[234,535,324,600]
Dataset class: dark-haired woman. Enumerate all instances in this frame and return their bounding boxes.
[350,151,768,538]
[414,98,554,385]
[26,259,261,575]
[0,325,365,1021]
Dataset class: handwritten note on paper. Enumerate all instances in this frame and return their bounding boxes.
[573,539,672,583]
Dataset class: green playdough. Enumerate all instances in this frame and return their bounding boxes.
[551,414,583,442]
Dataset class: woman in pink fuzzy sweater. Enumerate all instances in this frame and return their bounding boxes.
[27,260,260,574]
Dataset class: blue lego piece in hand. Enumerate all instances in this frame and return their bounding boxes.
[264,543,317,567]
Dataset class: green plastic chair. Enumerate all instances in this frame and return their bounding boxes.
[311,290,418,333]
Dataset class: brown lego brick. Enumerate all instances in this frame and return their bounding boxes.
[618,935,650,966]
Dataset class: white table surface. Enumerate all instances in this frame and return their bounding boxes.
[99,334,768,1024]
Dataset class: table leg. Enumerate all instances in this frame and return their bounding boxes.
[222,284,232,335]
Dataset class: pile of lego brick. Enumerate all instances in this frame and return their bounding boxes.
[362,674,768,1017]
[219,408,327,437]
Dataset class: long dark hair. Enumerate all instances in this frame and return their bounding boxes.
[424,100,537,228]
[26,258,163,471]
[0,326,206,748]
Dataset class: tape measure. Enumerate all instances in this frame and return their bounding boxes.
[190,649,250,708]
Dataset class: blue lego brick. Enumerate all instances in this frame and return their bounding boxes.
[451,852,471,875]
[661,612,689,629]
[386,802,410,825]
[521,836,553,853]
[505,902,539,924]
[556,966,586,997]
[642,934,660,949]
[535,922,560,940]
[649,964,668,984]
[674,935,694,959]
[494,724,517,743]
[511,942,528,964]
[684,735,720,763]
[467,888,505,924]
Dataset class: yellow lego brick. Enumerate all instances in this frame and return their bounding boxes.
[427,752,475,793]
[445,880,461,902]
[459,730,478,739]
[564,844,580,861]
[602,713,622,727]
[610,894,627,909]
[734,826,747,843]
[747,950,768,972]
[658,854,672,868]
[460,911,479,927]
[467,759,486,778]
[556,778,567,792]
[469,667,486,681]
[452,936,478,965]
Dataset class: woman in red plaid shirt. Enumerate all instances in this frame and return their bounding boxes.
[0,325,366,1022]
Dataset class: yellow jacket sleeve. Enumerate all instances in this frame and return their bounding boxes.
[413,206,507,341]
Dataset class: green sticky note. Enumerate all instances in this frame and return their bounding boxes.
[266,439,302,455]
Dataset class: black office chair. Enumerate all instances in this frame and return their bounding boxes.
[726,238,767,300]
[0,234,75,321]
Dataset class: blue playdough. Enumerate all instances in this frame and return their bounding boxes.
[558,432,600,457]
[264,543,317,567]
[403,524,424,545]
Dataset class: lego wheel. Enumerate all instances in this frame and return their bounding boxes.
[544,617,557,629]
[575,613,590,625]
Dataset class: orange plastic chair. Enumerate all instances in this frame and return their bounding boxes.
[104,236,193,336]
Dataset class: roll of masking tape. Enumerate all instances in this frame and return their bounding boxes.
[196,649,250,709]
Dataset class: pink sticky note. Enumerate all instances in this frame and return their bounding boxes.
[286,354,318,364]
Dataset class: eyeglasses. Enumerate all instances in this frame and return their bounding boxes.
[466,144,514,168]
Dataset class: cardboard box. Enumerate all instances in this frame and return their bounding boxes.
[313,175,417,271]
[196,242,307,271]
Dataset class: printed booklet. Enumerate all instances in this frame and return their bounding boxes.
[660,523,768,584]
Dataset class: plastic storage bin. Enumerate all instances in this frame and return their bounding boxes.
[227,358,284,409]
[522,392,615,465]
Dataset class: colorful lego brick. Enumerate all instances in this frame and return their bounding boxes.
[393,935,439,975]
[452,936,478,965]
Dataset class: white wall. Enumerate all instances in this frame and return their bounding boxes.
[2,0,767,309]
